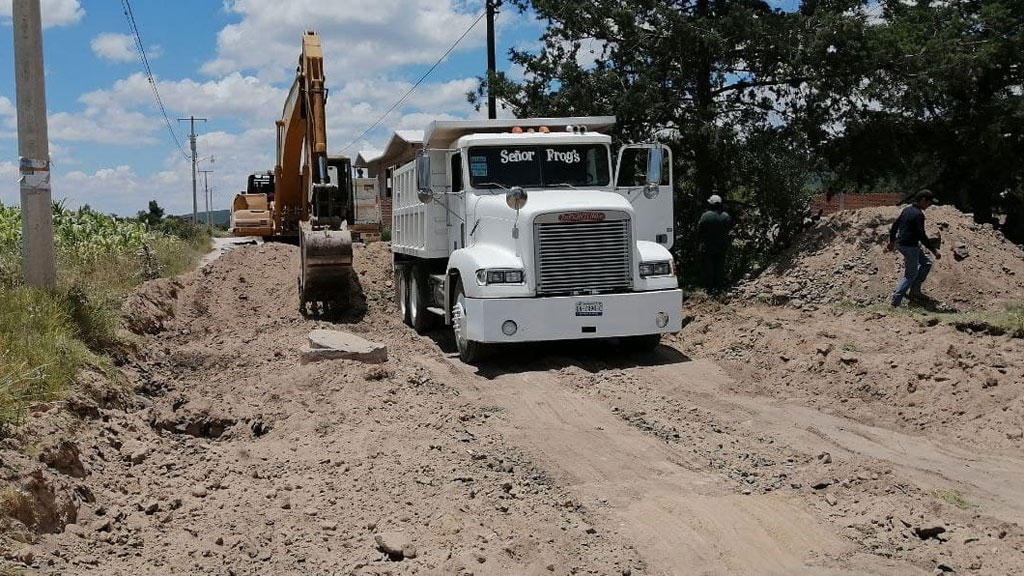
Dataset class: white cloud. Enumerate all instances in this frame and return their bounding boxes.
[201,0,487,83]
[0,0,84,29]
[91,33,161,63]
[80,72,287,129]
[49,108,159,145]
[0,95,15,138]
[323,76,482,152]
[0,161,18,206]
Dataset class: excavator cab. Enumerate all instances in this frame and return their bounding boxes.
[312,156,352,228]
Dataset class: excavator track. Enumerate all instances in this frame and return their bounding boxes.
[298,221,353,313]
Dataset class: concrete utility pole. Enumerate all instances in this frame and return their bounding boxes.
[178,115,207,225]
[199,169,213,227]
[207,186,216,226]
[12,0,56,288]
[486,0,498,120]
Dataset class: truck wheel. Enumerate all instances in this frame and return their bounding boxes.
[409,265,438,334]
[621,334,661,353]
[397,267,412,327]
[452,281,487,363]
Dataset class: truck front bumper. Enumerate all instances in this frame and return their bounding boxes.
[462,289,683,344]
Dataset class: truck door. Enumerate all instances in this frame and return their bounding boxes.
[614,144,674,249]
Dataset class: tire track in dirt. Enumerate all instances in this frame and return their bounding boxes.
[411,356,923,576]
[638,359,1024,527]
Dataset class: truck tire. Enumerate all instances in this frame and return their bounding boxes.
[409,264,438,334]
[452,280,487,363]
[397,267,412,327]
[620,334,661,353]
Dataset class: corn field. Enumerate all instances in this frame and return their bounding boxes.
[1,201,155,264]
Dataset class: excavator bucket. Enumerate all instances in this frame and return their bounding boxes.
[298,221,353,313]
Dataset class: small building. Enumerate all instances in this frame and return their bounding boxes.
[354,130,424,202]
[354,131,424,234]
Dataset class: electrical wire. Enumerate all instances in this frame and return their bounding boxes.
[338,9,488,154]
[121,0,191,160]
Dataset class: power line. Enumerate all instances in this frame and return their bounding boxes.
[339,9,488,154]
[121,0,190,160]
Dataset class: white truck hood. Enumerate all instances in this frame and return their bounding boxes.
[474,189,634,222]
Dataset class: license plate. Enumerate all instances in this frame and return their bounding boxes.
[575,301,603,317]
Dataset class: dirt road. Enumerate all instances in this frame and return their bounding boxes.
[5,242,1022,575]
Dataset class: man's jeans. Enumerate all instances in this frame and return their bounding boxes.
[892,245,932,305]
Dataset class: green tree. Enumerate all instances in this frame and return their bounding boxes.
[136,200,165,228]
[813,0,1024,230]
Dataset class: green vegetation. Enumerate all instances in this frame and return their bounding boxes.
[934,488,975,510]
[0,201,210,434]
[859,301,1024,338]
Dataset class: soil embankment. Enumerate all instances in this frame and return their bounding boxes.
[740,205,1024,310]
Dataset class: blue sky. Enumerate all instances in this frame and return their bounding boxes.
[0,0,540,215]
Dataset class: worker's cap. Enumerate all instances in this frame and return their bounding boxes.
[708,194,723,205]
[915,189,935,202]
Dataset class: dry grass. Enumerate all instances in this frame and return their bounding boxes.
[859,301,1024,338]
[934,488,975,510]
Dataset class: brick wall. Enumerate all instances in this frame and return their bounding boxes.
[380,199,392,231]
[810,193,903,215]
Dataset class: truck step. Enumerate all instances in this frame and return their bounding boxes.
[426,306,446,316]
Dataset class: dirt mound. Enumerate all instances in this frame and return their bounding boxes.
[740,206,1024,310]
[121,278,180,335]
[681,303,1024,451]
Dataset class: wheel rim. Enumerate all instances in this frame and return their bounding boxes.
[452,292,468,351]
[410,274,419,324]
[398,272,408,318]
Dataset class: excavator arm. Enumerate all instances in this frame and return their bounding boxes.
[274,30,345,234]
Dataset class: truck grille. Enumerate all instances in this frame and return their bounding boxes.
[535,213,632,295]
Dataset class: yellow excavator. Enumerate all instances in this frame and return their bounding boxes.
[229,31,354,312]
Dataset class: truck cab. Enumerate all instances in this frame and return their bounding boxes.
[390,117,681,362]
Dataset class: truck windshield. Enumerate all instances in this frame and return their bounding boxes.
[468,144,610,189]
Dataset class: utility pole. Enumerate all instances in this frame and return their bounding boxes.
[178,115,207,225]
[208,186,216,227]
[486,0,498,120]
[13,0,56,288]
[199,169,213,227]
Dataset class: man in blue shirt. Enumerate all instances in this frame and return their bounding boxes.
[887,190,942,306]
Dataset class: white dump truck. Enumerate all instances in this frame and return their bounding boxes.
[390,117,681,362]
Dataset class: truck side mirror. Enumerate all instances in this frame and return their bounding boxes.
[416,153,433,204]
[644,147,663,199]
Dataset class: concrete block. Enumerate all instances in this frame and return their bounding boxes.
[300,329,388,364]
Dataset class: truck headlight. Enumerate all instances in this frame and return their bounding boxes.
[639,261,673,278]
[476,268,525,285]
